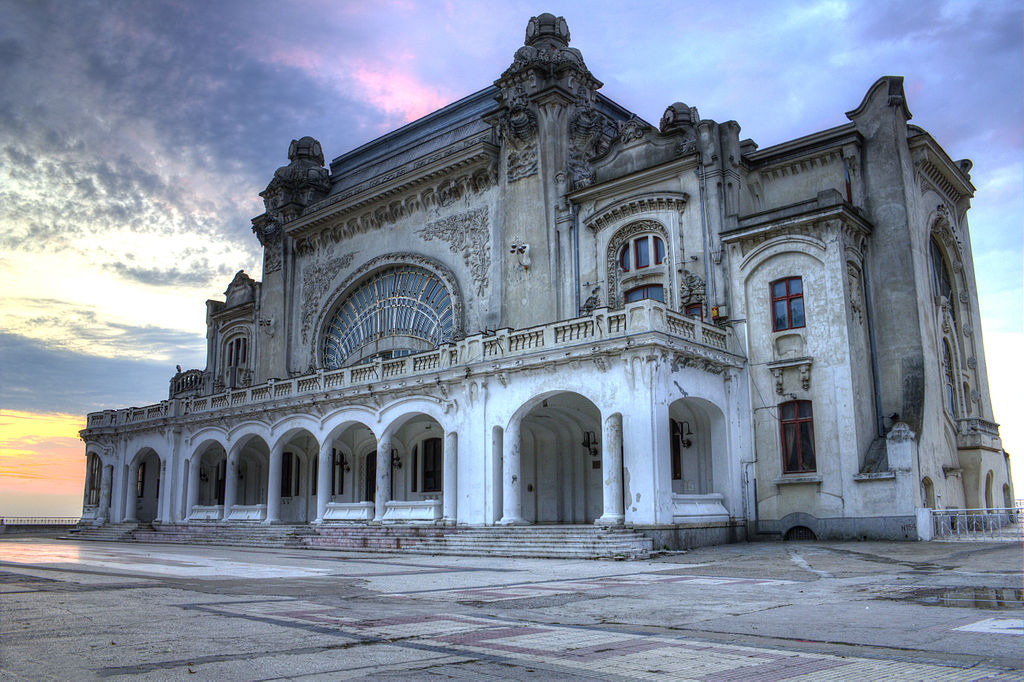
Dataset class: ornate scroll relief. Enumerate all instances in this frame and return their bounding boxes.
[567,86,603,190]
[416,207,491,296]
[299,252,356,345]
[498,86,538,182]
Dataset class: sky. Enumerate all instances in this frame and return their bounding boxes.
[0,0,1021,516]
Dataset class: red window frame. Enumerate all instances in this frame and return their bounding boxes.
[624,284,665,303]
[619,236,665,272]
[771,277,804,331]
[779,400,815,473]
[684,303,703,321]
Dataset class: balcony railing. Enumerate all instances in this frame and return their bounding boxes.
[84,301,737,430]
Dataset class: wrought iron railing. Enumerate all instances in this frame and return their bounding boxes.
[931,507,1022,542]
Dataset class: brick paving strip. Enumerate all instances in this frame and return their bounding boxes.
[196,600,1021,680]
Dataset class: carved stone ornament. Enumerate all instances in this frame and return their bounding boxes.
[887,422,916,442]
[497,85,538,182]
[606,220,671,308]
[312,252,465,362]
[567,85,608,190]
[966,356,977,370]
[847,263,863,325]
[252,136,330,273]
[300,252,356,344]
[416,207,491,296]
[618,116,649,144]
[500,13,589,84]
[679,269,706,306]
[581,285,601,315]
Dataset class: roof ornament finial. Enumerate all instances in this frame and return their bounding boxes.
[525,13,570,47]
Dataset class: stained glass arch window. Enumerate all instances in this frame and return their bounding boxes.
[322,265,455,368]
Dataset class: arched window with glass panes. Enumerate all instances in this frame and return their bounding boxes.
[322,264,456,369]
[607,220,671,308]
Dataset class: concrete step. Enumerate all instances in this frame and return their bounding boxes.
[67,522,653,559]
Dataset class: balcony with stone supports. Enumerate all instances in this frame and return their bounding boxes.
[82,301,743,433]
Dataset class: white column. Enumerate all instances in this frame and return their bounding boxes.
[443,431,458,524]
[155,459,167,523]
[123,461,139,523]
[597,413,625,525]
[98,464,113,524]
[222,448,239,521]
[373,432,392,522]
[186,456,200,521]
[499,417,526,525]
[315,442,332,523]
[265,441,285,524]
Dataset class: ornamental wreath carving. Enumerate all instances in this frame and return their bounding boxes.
[416,207,491,296]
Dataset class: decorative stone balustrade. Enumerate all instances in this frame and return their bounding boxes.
[83,301,739,431]
[169,368,205,398]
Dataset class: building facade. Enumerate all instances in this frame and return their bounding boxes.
[79,14,1013,543]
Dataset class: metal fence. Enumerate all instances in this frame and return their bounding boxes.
[931,507,1022,542]
[0,517,81,526]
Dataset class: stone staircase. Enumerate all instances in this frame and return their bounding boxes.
[66,523,653,560]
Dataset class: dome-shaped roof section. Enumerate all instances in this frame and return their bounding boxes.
[525,13,570,47]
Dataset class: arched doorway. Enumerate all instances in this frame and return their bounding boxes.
[273,430,319,523]
[317,421,377,522]
[188,441,227,521]
[382,413,447,522]
[667,397,729,522]
[130,448,161,523]
[224,435,269,520]
[511,392,603,524]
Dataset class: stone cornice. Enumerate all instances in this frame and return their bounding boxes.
[725,193,872,246]
[581,192,689,232]
[909,133,975,205]
[285,137,499,251]
[569,157,697,205]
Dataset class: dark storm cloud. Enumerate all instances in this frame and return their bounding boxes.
[103,258,235,288]
[0,332,197,414]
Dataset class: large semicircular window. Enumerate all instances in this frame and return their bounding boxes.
[322,265,454,368]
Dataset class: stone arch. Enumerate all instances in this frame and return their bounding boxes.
[269,426,320,524]
[126,447,162,523]
[985,470,994,510]
[191,439,228,510]
[606,219,672,309]
[1003,483,1013,509]
[320,416,378,513]
[314,253,465,368]
[504,390,604,524]
[667,396,731,522]
[224,433,270,519]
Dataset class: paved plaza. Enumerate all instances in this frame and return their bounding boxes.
[0,537,1021,679]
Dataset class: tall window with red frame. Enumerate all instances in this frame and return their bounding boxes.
[779,400,815,473]
[771,277,804,331]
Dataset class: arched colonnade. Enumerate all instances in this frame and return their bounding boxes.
[98,389,733,527]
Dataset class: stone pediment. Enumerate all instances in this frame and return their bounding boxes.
[589,126,691,186]
[223,270,256,309]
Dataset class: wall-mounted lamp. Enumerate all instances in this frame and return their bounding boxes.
[582,431,600,457]
[680,421,693,449]
[199,469,209,483]
[391,450,402,469]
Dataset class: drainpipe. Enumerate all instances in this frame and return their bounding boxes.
[572,202,581,315]
[696,168,715,308]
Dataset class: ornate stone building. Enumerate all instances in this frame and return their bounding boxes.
[79,14,1012,545]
